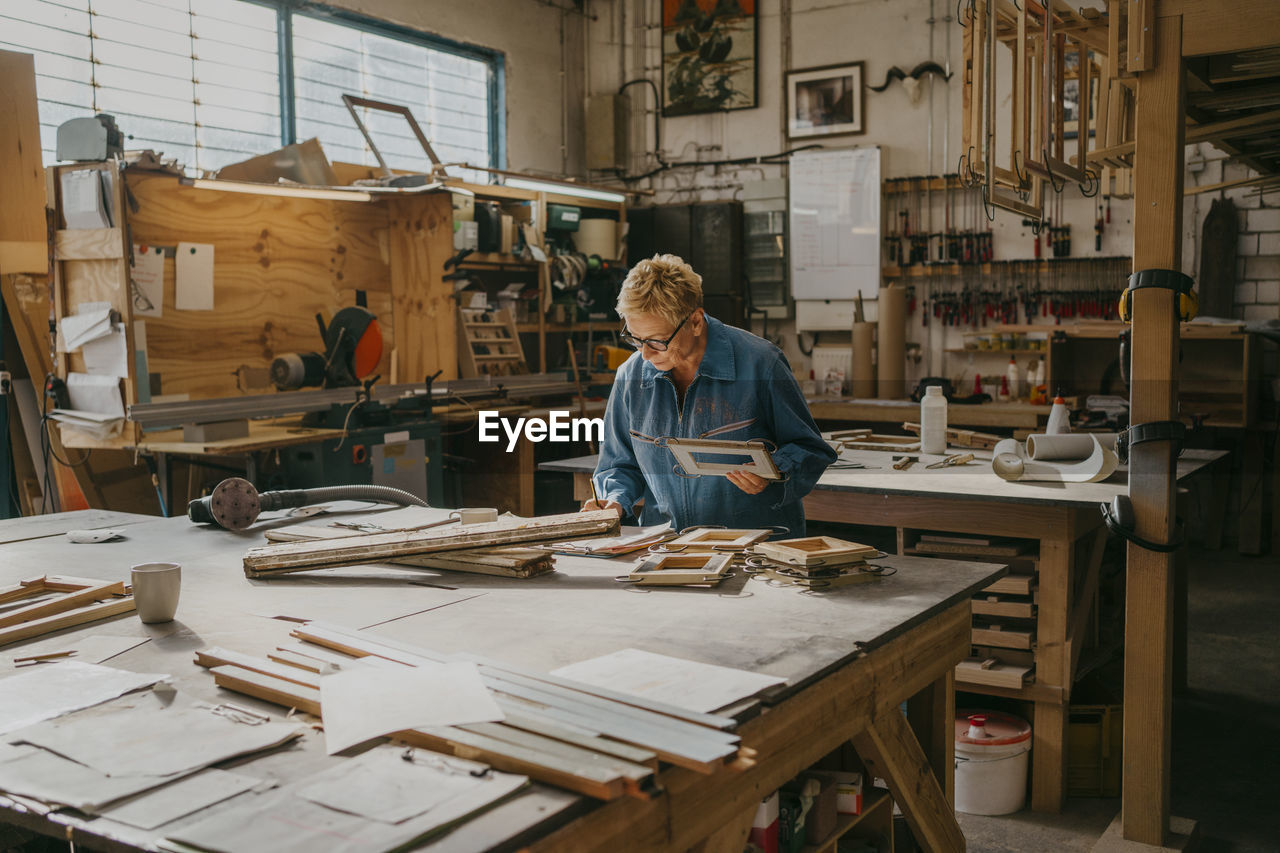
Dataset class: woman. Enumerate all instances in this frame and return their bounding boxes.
[583,254,836,535]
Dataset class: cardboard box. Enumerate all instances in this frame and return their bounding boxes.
[748,792,779,853]
[453,220,478,251]
[807,770,863,815]
[500,214,515,254]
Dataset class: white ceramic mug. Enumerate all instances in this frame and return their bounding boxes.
[131,562,181,624]
[449,507,499,525]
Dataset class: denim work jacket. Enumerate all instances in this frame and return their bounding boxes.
[593,315,837,536]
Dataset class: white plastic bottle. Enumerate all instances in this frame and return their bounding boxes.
[921,385,948,454]
[1006,357,1020,400]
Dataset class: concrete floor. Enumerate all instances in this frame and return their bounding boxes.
[955,545,1280,852]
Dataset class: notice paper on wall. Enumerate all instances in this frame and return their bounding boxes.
[131,244,164,317]
[175,242,214,311]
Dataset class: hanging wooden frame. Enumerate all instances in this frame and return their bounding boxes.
[619,553,735,587]
[663,437,783,481]
[752,536,881,568]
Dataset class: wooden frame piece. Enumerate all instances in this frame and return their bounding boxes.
[341,94,443,177]
[624,553,734,587]
[753,536,879,567]
[837,434,921,453]
[664,437,782,481]
[0,575,134,647]
[658,527,773,553]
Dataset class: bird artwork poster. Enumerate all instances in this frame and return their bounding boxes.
[662,0,757,116]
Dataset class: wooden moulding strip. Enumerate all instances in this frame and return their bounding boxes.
[454,721,656,792]
[205,664,631,801]
[972,625,1035,649]
[0,581,126,629]
[243,510,620,576]
[297,620,739,731]
[267,648,336,673]
[195,647,325,689]
[292,624,741,772]
[982,574,1036,596]
[971,598,1036,619]
[0,597,135,647]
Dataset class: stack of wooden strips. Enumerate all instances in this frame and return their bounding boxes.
[243,510,620,578]
[194,621,753,802]
[0,576,135,648]
[265,524,555,578]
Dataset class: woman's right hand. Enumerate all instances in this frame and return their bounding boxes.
[581,499,624,516]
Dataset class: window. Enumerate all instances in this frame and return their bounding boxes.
[2,0,501,176]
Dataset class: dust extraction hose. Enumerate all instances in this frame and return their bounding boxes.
[188,477,428,530]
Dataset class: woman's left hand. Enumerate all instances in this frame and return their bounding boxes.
[725,470,769,495]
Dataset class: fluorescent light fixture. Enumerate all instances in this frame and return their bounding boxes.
[183,178,374,203]
[503,177,626,203]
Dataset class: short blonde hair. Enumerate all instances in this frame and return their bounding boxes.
[616,254,703,327]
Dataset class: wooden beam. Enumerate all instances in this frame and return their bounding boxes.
[853,709,966,853]
[1123,11,1183,846]
[1160,0,1280,57]
[0,50,48,276]
[1127,0,1154,71]
[0,597,135,647]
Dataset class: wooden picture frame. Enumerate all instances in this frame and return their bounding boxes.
[754,536,879,567]
[0,575,134,647]
[662,0,758,117]
[657,527,773,553]
[622,553,735,586]
[786,62,865,139]
[664,437,782,480]
[341,94,443,177]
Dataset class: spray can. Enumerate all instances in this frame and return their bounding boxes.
[1006,357,1020,400]
[921,385,948,454]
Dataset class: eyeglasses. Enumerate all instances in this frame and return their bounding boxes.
[620,312,693,352]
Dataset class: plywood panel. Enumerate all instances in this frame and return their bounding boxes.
[387,194,457,381]
[123,173,396,399]
[0,50,48,275]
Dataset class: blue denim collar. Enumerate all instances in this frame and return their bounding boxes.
[639,314,735,388]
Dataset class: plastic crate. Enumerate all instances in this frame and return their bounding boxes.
[1067,704,1122,797]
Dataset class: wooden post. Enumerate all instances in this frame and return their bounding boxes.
[1123,10,1183,847]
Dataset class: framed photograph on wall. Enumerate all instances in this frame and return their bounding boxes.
[662,0,758,117]
[786,62,865,139]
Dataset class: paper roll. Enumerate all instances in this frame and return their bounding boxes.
[576,219,621,260]
[993,436,1120,483]
[1025,433,1119,461]
[850,322,876,398]
[876,285,907,399]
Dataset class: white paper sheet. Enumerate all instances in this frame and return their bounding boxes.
[319,661,503,754]
[49,408,124,440]
[0,662,167,734]
[551,648,787,714]
[294,748,488,824]
[60,308,113,351]
[60,169,111,229]
[175,242,214,311]
[100,768,260,829]
[65,372,124,418]
[131,244,165,317]
[10,696,305,778]
[0,743,178,810]
[82,329,130,379]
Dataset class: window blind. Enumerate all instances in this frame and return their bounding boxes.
[1,0,280,175]
[1,0,499,178]
[292,13,492,180]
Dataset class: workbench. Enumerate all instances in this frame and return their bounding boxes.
[0,507,1002,852]
[541,443,1226,814]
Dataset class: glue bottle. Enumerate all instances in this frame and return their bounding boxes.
[921,385,947,454]
[1006,357,1020,400]
[1047,395,1071,434]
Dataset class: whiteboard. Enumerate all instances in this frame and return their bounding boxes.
[788,147,881,301]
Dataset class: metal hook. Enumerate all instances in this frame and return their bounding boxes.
[981,186,997,222]
[1013,149,1029,187]
[1078,167,1100,198]
[1042,149,1065,193]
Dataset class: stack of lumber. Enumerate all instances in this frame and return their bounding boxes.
[0,576,135,648]
[901,422,1002,450]
[194,621,753,802]
[265,524,555,578]
[243,510,619,578]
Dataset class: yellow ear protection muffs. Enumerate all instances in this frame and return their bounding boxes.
[1117,268,1198,323]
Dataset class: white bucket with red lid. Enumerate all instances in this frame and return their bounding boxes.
[954,709,1032,815]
